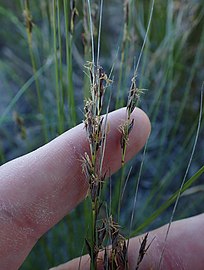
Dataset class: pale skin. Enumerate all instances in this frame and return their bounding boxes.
[0,108,203,270]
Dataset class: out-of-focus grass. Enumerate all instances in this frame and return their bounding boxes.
[0,0,203,269]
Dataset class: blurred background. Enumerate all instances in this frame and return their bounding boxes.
[0,0,203,269]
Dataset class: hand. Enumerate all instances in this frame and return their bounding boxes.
[0,107,203,270]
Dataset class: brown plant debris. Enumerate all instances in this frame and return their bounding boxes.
[135,233,153,270]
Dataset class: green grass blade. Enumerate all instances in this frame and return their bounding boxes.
[131,166,204,236]
[0,59,53,126]
[63,0,77,126]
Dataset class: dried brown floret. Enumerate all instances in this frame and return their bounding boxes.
[82,152,94,181]
[127,77,144,117]
[23,8,33,34]
[135,233,153,270]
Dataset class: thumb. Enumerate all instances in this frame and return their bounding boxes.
[50,214,204,270]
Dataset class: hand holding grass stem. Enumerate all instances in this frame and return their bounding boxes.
[2,106,204,269]
[83,62,111,268]
[84,0,153,267]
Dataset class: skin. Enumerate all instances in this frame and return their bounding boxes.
[51,214,204,270]
[0,108,203,270]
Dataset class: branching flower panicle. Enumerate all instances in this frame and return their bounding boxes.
[108,216,128,269]
[82,61,115,268]
[82,58,130,269]
[135,233,154,270]
[83,63,109,203]
[127,77,144,117]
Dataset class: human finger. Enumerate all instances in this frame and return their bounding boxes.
[50,214,204,270]
[0,107,150,269]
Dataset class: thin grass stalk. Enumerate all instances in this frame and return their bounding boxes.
[53,0,64,134]
[65,214,75,258]
[39,1,50,53]
[96,0,103,68]
[116,0,155,222]
[127,140,148,242]
[23,0,48,141]
[127,142,151,269]
[64,0,77,126]
[131,165,204,236]
[133,0,155,78]
[142,105,202,209]
[115,0,130,109]
[82,3,126,268]
[150,112,204,208]
[141,30,176,208]
[138,41,149,90]
[120,166,132,204]
[0,58,53,126]
[78,237,87,270]
[158,84,203,269]
[148,8,182,117]
[82,1,92,98]
[86,2,97,268]
[116,165,126,221]
[147,84,203,206]
[140,119,202,215]
[0,144,5,164]
[167,28,204,153]
[157,0,174,162]
[148,71,167,117]
[57,0,65,127]
[87,0,95,73]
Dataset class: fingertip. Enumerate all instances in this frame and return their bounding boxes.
[128,107,151,152]
[132,107,151,136]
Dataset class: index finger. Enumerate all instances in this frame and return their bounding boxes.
[0,107,150,269]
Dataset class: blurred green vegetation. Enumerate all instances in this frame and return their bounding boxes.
[0,0,203,269]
